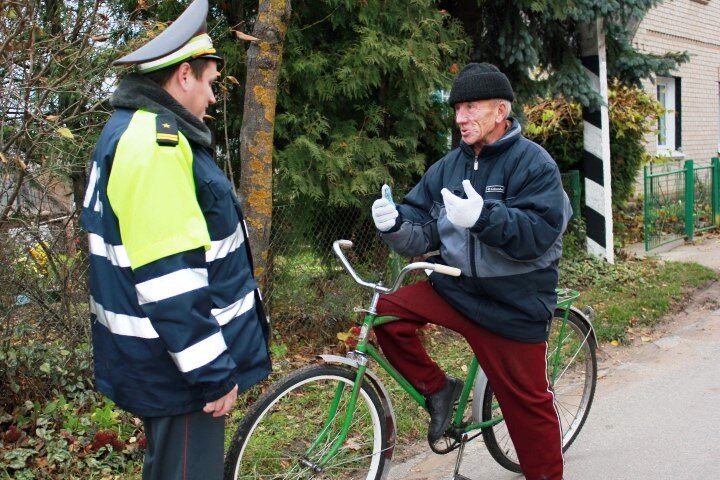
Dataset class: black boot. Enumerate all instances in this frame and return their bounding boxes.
[426,376,463,444]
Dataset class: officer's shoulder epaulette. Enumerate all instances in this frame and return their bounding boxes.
[155,112,179,146]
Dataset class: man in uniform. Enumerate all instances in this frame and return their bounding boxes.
[80,1,271,478]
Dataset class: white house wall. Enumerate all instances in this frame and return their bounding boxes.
[633,0,720,164]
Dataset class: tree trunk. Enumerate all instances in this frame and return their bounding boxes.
[238,0,291,294]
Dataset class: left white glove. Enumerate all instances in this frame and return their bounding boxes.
[441,180,484,228]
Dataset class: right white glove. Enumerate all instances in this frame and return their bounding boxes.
[372,186,399,232]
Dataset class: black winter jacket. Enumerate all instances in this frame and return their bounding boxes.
[380,118,572,342]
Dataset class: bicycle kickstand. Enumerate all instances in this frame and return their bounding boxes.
[453,434,473,480]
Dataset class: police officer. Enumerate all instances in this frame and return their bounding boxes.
[80,1,271,478]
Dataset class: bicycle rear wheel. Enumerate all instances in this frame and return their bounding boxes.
[481,308,597,473]
[224,364,389,479]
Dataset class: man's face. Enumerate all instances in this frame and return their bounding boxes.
[184,60,220,120]
[454,99,501,148]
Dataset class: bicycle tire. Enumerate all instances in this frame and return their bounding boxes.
[224,364,389,480]
[481,308,597,473]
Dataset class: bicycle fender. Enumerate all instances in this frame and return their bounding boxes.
[570,305,599,348]
[317,354,397,479]
[471,366,489,423]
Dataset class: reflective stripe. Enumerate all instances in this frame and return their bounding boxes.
[136,268,208,305]
[212,290,255,326]
[137,34,215,73]
[206,223,245,262]
[82,161,99,208]
[88,233,131,268]
[169,331,227,373]
[91,297,159,339]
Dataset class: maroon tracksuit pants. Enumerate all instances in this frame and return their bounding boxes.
[374,281,563,480]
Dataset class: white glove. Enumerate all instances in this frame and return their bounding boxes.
[441,180,484,228]
[372,186,399,232]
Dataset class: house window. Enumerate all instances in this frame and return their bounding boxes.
[657,76,682,156]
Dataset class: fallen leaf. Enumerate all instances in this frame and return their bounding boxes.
[46,115,60,122]
[233,30,259,42]
[610,340,619,347]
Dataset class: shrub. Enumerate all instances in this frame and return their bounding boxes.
[524,79,662,207]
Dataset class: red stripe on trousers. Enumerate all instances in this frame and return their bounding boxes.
[374,281,564,480]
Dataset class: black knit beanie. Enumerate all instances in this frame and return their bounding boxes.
[448,62,514,105]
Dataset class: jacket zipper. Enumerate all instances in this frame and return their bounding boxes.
[469,154,479,278]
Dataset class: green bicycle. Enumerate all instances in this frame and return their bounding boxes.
[225,240,597,479]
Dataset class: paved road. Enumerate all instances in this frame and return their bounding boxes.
[388,281,720,479]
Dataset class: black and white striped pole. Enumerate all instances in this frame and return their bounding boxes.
[580,19,614,263]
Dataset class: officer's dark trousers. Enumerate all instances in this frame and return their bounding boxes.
[374,281,564,480]
[142,410,225,480]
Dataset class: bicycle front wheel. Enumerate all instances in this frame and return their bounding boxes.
[225,364,389,480]
[481,308,597,473]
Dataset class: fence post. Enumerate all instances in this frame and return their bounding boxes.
[643,165,650,251]
[684,159,694,240]
[713,157,720,226]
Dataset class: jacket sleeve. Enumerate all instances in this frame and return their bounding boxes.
[471,159,571,261]
[379,162,443,257]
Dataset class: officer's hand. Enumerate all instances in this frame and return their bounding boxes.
[441,180,484,228]
[372,185,399,232]
[203,385,238,417]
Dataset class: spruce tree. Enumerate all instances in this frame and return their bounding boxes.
[440,0,687,109]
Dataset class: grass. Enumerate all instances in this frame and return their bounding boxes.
[559,252,717,343]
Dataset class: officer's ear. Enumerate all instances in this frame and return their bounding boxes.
[175,62,193,91]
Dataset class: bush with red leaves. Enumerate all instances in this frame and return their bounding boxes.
[2,425,22,443]
[91,430,126,452]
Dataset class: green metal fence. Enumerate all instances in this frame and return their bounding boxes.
[561,170,581,223]
[644,158,720,251]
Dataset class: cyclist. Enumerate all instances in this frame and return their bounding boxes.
[371,62,572,480]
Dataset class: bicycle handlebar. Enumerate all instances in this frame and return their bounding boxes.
[332,239,461,295]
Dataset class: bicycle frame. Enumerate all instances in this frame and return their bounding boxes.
[309,241,594,471]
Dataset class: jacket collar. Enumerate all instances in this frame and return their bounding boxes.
[459,117,521,159]
[110,73,213,148]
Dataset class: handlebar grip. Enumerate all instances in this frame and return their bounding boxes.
[337,240,353,249]
[433,264,461,277]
